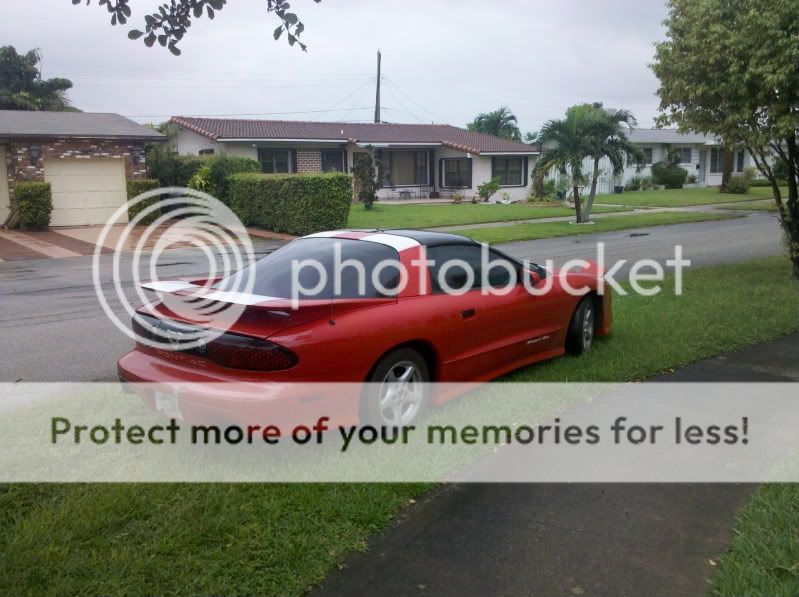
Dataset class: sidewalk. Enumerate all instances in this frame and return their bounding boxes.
[313,333,799,597]
[432,202,762,233]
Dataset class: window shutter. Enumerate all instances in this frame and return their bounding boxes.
[523,156,529,187]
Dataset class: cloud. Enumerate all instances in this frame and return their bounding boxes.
[2,0,669,130]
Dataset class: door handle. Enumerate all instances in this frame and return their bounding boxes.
[460,308,476,320]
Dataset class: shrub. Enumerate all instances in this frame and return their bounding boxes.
[147,148,206,188]
[640,176,656,190]
[723,166,757,194]
[227,172,353,236]
[651,160,688,189]
[187,164,216,195]
[724,175,750,193]
[624,176,642,192]
[477,177,502,202]
[687,174,698,184]
[16,181,52,229]
[352,152,379,209]
[451,191,464,204]
[126,179,161,225]
[206,155,260,203]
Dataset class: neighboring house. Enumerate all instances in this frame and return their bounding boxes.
[170,117,539,202]
[546,127,760,195]
[0,111,165,227]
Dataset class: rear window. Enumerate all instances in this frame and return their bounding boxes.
[218,238,401,300]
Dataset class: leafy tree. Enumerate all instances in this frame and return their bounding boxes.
[75,0,321,56]
[467,106,522,141]
[0,47,75,111]
[535,103,640,222]
[652,0,799,277]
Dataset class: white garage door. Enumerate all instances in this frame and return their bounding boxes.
[0,146,10,225]
[45,158,128,226]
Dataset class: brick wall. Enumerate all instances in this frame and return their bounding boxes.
[296,149,322,173]
[4,137,149,201]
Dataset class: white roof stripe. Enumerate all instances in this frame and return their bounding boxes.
[359,233,419,251]
[303,230,349,238]
[301,230,420,251]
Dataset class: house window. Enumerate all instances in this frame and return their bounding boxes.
[642,148,653,165]
[678,147,692,164]
[385,150,428,186]
[442,158,472,188]
[710,148,724,174]
[258,148,290,173]
[492,157,524,186]
[735,150,745,172]
[321,149,344,173]
[198,148,214,156]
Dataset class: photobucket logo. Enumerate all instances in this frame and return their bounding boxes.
[92,187,256,351]
[288,241,691,307]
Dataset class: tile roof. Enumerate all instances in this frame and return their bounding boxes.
[170,116,538,155]
[0,110,166,140]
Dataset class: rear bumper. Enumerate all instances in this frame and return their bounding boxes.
[117,350,362,428]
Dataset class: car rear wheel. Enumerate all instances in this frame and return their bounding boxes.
[364,348,429,427]
[565,296,596,356]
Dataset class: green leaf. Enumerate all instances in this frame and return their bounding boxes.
[144,32,156,47]
[207,6,214,19]
[208,0,225,9]
[273,25,283,40]
[193,4,202,17]
[168,44,182,57]
[127,29,145,40]
[283,12,298,25]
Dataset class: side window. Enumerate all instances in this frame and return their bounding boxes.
[426,245,518,293]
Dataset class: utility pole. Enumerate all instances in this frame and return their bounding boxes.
[374,49,381,124]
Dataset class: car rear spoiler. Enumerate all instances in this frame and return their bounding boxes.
[140,280,281,307]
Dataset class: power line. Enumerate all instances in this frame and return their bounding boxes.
[123,107,374,119]
[383,79,448,123]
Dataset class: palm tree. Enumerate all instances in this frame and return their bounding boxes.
[534,107,592,222]
[582,105,641,220]
[467,106,522,141]
[535,103,641,222]
[0,46,75,111]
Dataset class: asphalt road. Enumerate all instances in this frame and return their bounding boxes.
[0,212,785,382]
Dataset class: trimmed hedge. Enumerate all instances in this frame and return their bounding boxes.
[126,179,162,225]
[16,181,52,230]
[228,172,353,235]
[207,155,261,202]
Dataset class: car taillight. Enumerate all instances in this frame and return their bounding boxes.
[205,335,298,371]
[132,314,297,371]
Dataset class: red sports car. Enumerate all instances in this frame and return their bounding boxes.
[118,229,611,427]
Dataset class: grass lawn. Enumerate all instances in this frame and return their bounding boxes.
[709,484,799,597]
[1,257,797,596]
[597,185,782,208]
[464,211,739,244]
[346,202,624,229]
[719,199,780,212]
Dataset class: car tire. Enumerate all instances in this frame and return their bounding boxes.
[363,348,430,427]
[565,296,596,356]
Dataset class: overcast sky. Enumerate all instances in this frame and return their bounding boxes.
[2,0,669,132]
